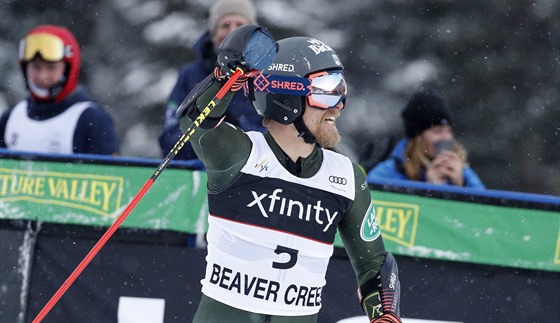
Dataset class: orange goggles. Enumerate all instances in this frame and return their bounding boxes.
[21,33,66,62]
[306,71,347,109]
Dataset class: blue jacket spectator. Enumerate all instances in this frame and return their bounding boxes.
[367,89,485,189]
[367,138,485,188]
[159,0,265,160]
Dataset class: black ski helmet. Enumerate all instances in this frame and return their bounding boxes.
[250,37,344,125]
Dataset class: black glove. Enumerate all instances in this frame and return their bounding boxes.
[359,252,401,320]
[217,24,277,77]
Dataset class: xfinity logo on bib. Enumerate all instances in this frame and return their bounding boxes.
[247,188,338,232]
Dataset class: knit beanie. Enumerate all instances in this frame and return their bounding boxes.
[401,90,453,138]
[208,0,257,33]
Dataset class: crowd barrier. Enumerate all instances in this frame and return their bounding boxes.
[1,149,558,322]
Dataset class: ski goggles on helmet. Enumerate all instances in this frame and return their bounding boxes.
[20,33,66,62]
[252,70,347,109]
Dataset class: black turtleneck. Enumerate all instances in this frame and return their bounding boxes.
[263,131,323,178]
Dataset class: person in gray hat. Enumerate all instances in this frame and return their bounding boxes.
[208,0,257,47]
[158,0,263,162]
[367,89,485,188]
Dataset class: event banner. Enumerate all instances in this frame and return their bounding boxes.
[366,190,559,272]
[1,154,559,272]
[0,157,208,235]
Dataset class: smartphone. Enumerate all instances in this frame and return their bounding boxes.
[435,140,453,155]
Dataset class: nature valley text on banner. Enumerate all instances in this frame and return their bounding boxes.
[374,201,419,248]
[1,167,124,217]
[0,156,208,232]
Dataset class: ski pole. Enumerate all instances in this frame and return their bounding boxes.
[32,68,244,323]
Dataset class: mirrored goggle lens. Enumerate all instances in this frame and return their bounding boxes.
[251,71,347,109]
[22,33,65,61]
[307,71,347,109]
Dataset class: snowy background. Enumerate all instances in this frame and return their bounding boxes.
[0,0,558,195]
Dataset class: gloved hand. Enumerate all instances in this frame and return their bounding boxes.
[360,252,402,323]
[370,312,402,323]
[212,67,247,92]
[176,25,276,123]
[217,24,277,77]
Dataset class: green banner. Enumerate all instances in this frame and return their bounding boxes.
[366,190,559,272]
[0,158,208,234]
[1,156,558,272]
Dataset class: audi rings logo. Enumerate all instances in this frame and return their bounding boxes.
[329,175,347,185]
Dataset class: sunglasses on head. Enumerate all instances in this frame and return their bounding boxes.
[20,33,66,62]
[252,70,347,109]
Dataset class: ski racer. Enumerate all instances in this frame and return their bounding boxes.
[178,25,402,323]
[0,24,119,155]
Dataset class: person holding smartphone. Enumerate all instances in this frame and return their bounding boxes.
[366,89,485,188]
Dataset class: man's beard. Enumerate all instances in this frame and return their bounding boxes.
[313,124,340,148]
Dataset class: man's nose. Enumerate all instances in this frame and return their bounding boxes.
[35,69,51,84]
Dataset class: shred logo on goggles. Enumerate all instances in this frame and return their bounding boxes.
[253,73,309,96]
[253,71,347,109]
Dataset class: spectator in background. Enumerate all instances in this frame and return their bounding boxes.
[159,0,265,160]
[367,89,485,188]
[0,24,119,155]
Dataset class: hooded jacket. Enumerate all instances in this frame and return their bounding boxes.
[366,138,485,189]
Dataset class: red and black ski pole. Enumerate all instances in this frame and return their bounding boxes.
[32,69,244,323]
[33,24,277,322]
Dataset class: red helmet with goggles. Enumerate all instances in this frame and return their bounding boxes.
[250,37,346,125]
[18,25,81,102]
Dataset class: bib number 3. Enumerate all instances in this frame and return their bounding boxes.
[272,245,299,269]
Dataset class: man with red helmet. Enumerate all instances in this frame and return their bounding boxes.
[0,24,119,155]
